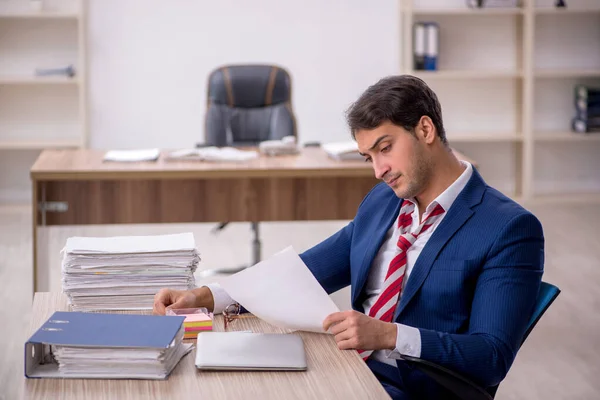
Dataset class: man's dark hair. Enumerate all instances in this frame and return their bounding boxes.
[346,75,447,146]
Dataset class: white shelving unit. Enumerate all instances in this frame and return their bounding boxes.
[0,76,80,84]
[413,7,525,16]
[534,131,600,142]
[0,10,78,19]
[0,0,86,204]
[534,6,600,15]
[401,0,600,203]
[413,70,524,79]
[534,69,600,78]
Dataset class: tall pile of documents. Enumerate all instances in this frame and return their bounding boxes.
[61,233,199,311]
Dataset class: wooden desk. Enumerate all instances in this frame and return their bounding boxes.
[29,148,379,292]
[22,292,391,400]
[30,147,475,292]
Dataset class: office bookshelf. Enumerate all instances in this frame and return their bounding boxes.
[400,0,600,203]
[0,0,86,204]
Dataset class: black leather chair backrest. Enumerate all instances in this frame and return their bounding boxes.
[204,64,297,147]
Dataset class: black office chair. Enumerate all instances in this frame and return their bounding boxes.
[400,281,561,400]
[200,64,297,275]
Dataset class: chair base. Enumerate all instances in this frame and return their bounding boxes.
[198,222,261,277]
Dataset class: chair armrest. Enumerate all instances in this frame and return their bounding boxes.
[400,355,493,400]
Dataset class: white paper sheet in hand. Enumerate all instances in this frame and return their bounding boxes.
[220,246,340,333]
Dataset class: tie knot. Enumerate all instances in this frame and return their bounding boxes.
[416,202,445,235]
[396,201,445,250]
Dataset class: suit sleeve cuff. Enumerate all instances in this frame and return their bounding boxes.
[383,323,422,359]
[203,283,236,314]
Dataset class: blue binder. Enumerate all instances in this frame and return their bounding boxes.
[25,311,185,378]
[423,22,439,71]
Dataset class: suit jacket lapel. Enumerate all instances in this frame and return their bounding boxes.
[393,168,486,320]
[352,194,401,310]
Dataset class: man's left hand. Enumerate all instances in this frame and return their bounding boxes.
[323,310,397,351]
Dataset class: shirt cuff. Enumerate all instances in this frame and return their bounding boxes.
[203,283,236,314]
[383,323,422,359]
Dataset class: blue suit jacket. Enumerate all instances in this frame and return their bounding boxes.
[299,168,544,398]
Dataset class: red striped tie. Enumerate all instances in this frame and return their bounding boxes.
[358,200,445,361]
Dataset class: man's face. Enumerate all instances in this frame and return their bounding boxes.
[356,121,432,199]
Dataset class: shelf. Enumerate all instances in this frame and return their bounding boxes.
[535,69,600,78]
[0,139,81,150]
[535,8,600,15]
[534,132,600,142]
[0,76,79,85]
[412,8,523,16]
[528,192,600,204]
[449,133,522,143]
[0,11,78,19]
[0,0,85,205]
[411,70,522,79]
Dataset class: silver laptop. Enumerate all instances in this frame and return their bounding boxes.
[195,332,307,371]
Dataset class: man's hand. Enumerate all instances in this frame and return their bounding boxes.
[153,289,197,315]
[323,310,397,351]
[153,287,215,315]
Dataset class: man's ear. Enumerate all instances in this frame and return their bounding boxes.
[418,116,436,144]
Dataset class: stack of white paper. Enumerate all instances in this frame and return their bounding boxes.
[103,149,160,162]
[61,233,200,311]
[166,147,258,162]
[50,329,193,379]
[322,141,363,161]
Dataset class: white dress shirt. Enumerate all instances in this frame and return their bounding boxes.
[205,161,473,367]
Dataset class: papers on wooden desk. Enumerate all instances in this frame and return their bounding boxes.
[322,141,363,161]
[166,147,258,162]
[49,341,193,379]
[61,233,200,312]
[220,246,340,333]
[103,148,160,162]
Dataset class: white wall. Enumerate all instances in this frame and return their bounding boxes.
[88,0,400,149]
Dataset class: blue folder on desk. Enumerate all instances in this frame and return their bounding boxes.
[25,311,186,379]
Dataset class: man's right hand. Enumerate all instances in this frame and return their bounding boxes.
[153,287,215,315]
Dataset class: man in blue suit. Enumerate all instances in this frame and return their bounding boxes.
[154,75,544,399]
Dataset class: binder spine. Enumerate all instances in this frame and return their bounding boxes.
[424,23,439,71]
[572,85,600,133]
[413,23,426,70]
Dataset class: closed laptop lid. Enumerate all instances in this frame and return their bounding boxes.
[195,332,307,371]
